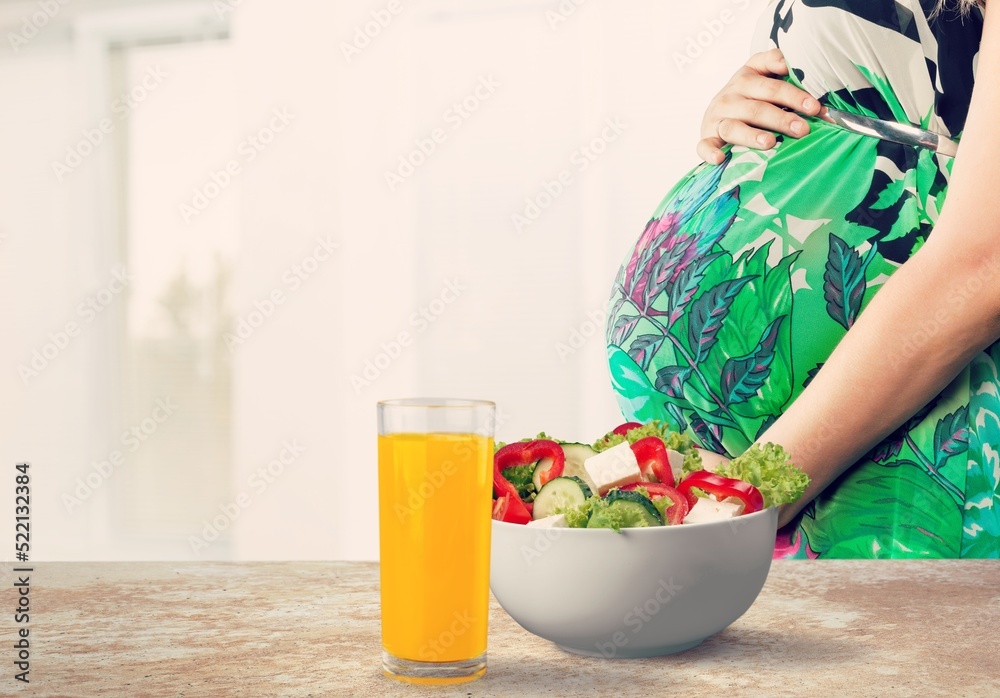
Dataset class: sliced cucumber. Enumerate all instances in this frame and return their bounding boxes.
[532,476,593,520]
[587,489,662,529]
[530,458,552,492]
[560,443,599,493]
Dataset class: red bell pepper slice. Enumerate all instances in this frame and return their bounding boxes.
[620,481,689,525]
[526,441,565,487]
[493,443,525,501]
[612,422,643,436]
[493,440,565,500]
[630,436,674,487]
[492,494,531,524]
[676,471,764,514]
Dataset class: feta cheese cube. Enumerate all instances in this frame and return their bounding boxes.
[526,513,567,528]
[682,497,743,524]
[718,496,746,515]
[584,442,643,495]
[665,449,685,482]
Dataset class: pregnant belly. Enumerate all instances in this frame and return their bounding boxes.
[605,120,947,454]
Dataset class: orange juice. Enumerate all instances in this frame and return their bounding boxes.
[378,432,493,671]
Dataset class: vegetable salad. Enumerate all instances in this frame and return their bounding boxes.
[492,421,809,531]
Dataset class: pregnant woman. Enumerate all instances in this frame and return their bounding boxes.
[606,0,999,558]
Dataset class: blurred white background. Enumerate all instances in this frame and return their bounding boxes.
[0,0,764,561]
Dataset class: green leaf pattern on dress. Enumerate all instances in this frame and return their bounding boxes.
[605,97,996,559]
[962,349,1000,556]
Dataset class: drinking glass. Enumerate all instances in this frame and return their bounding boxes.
[377,398,495,684]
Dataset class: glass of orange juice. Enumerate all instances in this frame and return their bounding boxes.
[377,398,495,685]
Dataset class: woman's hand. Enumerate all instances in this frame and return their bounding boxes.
[698,48,825,164]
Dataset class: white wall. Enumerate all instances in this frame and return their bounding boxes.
[0,0,763,561]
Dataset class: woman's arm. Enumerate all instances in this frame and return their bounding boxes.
[760,5,1000,528]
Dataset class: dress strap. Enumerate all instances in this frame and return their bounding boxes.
[823,107,960,158]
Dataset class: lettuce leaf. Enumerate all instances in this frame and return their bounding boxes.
[529,432,561,442]
[503,463,536,501]
[585,500,633,532]
[495,433,562,499]
[715,442,809,508]
[562,496,598,528]
[592,420,703,474]
[497,432,563,452]
[632,485,676,522]
[562,491,664,531]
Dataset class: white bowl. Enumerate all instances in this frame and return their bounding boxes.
[490,507,778,657]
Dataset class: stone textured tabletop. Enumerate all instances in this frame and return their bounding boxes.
[12,560,1000,696]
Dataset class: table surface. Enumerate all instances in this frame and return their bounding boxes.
[13,560,1000,697]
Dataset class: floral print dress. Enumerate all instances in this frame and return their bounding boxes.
[605,0,999,558]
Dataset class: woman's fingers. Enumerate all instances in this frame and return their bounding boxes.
[703,81,822,147]
[696,136,727,165]
[716,116,782,149]
[744,47,790,76]
[734,70,822,116]
[716,98,812,142]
